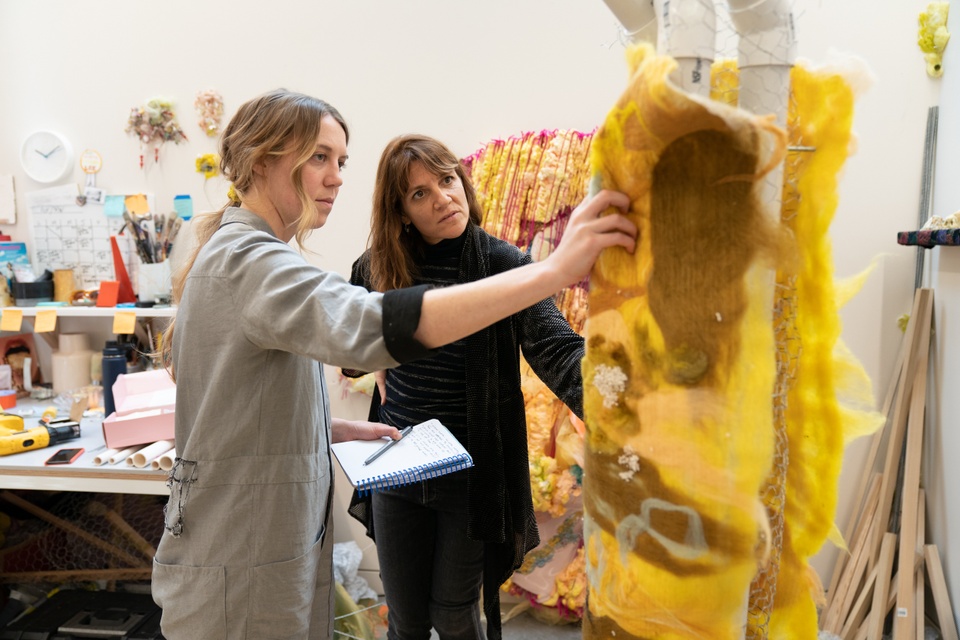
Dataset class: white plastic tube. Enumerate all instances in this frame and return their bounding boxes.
[151,448,177,471]
[727,0,796,124]
[109,446,141,465]
[727,0,796,68]
[602,0,658,44]
[728,0,795,227]
[654,0,716,96]
[130,440,175,468]
[93,448,120,466]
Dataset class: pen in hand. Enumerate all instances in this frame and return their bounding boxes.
[363,425,413,466]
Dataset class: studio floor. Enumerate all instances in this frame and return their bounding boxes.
[425,609,582,640]
[497,611,581,640]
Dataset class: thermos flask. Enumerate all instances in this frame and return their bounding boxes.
[101,341,127,417]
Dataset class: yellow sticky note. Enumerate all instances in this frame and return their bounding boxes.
[125,193,150,215]
[34,309,58,333]
[113,311,137,335]
[0,309,23,332]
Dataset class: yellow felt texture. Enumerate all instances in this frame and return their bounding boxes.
[583,43,787,639]
[765,64,884,639]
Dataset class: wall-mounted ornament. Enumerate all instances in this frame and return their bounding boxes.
[79,148,102,175]
[194,89,224,137]
[124,97,188,169]
[195,153,220,179]
[918,1,951,77]
[80,148,102,188]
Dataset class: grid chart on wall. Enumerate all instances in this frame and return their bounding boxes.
[25,185,136,290]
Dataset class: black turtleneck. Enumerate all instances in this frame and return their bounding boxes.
[378,226,469,442]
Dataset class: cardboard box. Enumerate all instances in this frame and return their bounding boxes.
[101,369,176,449]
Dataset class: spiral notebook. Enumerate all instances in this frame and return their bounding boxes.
[331,419,473,496]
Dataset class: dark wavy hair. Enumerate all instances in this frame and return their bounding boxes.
[366,135,482,292]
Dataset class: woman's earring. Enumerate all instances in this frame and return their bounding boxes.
[404,223,410,234]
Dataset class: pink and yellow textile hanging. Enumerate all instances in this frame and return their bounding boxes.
[463,130,595,620]
[583,43,789,639]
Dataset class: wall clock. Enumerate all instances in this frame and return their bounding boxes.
[19,130,75,183]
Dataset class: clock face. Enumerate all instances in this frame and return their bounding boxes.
[20,130,74,183]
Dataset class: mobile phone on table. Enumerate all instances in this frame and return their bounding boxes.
[44,447,85,465]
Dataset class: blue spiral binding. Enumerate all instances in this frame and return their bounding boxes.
[356,453,474,497]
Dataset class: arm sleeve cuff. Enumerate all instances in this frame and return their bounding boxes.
[383,285,436,364]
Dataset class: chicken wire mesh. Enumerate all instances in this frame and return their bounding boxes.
[0,490,165,587]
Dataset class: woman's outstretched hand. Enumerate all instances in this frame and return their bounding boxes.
[544,189,636,286]
[413,189,635,349]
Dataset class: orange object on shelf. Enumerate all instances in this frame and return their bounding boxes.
[0,390,16,410]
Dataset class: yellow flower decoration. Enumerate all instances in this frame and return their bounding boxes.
[918,1,951,77]
[195,153,220,179]
[226,184,240,203]
[898,313,911,333]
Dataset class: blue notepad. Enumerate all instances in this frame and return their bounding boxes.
[331,419,473,496]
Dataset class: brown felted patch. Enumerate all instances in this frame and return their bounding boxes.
[647,129,776,388]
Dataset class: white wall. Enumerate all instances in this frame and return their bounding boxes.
[927,0,960,626]
[0,0,953,620]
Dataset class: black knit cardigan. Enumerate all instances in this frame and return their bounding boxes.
[346,223,585,640]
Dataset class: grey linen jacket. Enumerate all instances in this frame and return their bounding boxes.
[152,208,431,639]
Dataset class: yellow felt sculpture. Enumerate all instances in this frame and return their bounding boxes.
[583,43,788,639]
[583,46,882,639]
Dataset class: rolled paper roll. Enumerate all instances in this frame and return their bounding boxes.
[109,446,141,465]
[152,448,177,471]
[131,440,175,468]
[93,448,120,466]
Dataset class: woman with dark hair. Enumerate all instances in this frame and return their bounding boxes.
[349,134,589,640]
[152,94,635,639]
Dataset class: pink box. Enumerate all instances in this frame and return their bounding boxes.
[101,369,176,449]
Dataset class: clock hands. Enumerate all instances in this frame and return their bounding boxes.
[34,145,63,159]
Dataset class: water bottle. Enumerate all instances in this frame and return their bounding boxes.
[102,340,127,418]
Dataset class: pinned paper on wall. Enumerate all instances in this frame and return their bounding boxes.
[104,195,126,217]
[173,194,193,220]
[26,185,151,290]
[125,194,150,215]
[27,185,115,289]
[0,175,16,224]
